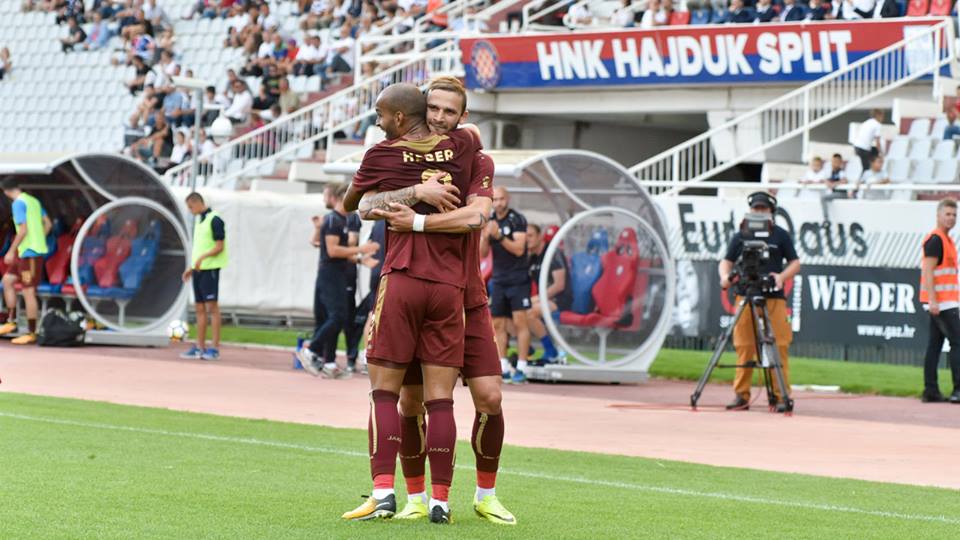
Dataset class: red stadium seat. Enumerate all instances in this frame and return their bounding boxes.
[928,0,952,14]
[93,220,138,289]
[45,219,83,287]
[669,10,692,25]
[559,227,640,329]
[907,0,930,15]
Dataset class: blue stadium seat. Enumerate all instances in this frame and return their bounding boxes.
[691,7,713,24]
[568,229,610,314]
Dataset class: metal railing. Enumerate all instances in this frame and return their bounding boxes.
[163,42,463,189]
[524,0,574,30]
[630,19,956,196]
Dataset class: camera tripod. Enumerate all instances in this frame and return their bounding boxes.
[690,291,794,414]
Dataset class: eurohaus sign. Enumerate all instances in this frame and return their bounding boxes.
[460,18,947,90]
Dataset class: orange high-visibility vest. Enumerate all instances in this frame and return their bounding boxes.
[920,228,959,305]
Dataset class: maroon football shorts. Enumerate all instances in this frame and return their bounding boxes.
[403,303,501,385]
[5,255,42,288]
[366,271,465,370]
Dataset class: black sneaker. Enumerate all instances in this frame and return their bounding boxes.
[429,504,451,524]
[949,391,960,404]
[725,396,750,411]
[774,402,791,414]
[921,390,946,403]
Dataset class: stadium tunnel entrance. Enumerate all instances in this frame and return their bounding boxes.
[327,149,674,384]
[0,153,190,346]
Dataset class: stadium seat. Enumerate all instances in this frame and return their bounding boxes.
[93,220,138,289]
[907,118,931,138]
[911,159,935,183]
[38,219,83,295]
[567,229,610,314]
[559,227,641,330]
[931,117,949,140]
[933,159,959,183]
[907,138,933,160]
[669,10,692,25]
[932,140,955,159]
[886,158,912,182]
[928,0,952,14]
[886,136,911,160]
[118,220,162,291]
[907,0,930,15]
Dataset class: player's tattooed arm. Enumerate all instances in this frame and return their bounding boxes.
[371,194,491,233]
[358,186,419,220]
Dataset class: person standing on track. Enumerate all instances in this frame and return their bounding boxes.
[340,83,482,524]
[364,76,516,525]
[480,186,531,384]
[0,178,52,345]
[299,183,378,379]
[918,198,960,404]
[180,192,227,361]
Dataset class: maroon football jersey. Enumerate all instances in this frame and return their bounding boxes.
[353,128,482,288]
[464,151,495,309]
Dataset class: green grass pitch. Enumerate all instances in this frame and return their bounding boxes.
[1,392,957,539]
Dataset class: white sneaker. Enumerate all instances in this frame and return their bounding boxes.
[298,347,321,376]
[322,363,352,380]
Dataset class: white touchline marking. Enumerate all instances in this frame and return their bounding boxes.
[1,411,958,526]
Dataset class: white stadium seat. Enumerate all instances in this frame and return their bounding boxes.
[908,138,933,160]
[932,140,955,159]
[886,136,911,160]
[910,159,934,183]
[933,159,959,183]
[908,118,931,138]
[886,158,912,183]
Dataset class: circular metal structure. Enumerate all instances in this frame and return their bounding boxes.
[539,206,675,371]
[70,197,190,333]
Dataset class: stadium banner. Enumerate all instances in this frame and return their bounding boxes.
[673,261,925,346]
[461,18,947,90]
[662,196,931,345]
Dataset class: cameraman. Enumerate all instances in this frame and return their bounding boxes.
[718,192,801,412]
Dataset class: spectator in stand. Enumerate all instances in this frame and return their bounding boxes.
[301,0,335,31]
[399,0,428,20]
[224,79,253,124]
[567,1,592,26]
[128,85,158,128]
[755,0,778,21]
[252,84,277,112]
[158,129,191,173]
[817,153,849,219]
[944,108,960,140]
[201,85,228,123]
[806,0,827,19]
[800,156,828,186]
[144,0,171,31]
[450,3,486,32]
[322,23,356,81]
[265,103,282,121]
[55,0,85,25]
[60,16,87,52]
[82,11,112,51]
[780,0,807,20]
[729,0,755,22]
[293,34,325,76]
[612,0,636,27]
[874,0,900,17]
[851,0,876,18]
[125,55,151,94]
[278,77,301,114]
[640,0,660,28]
[129,110,171,167]
[162,85,191,127]
[853,108,885,172]
[853,155,890,200]
[0,47,11,80]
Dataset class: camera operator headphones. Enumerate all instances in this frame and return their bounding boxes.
[747,191,777,212]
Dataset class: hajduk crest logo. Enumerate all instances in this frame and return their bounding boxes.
[471,40,501,90]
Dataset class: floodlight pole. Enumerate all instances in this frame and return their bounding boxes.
[191,87,203,193]
[172,75,212,194]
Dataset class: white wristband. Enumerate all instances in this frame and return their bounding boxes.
[413,213,426,232]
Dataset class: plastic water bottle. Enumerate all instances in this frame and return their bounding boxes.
[293,336,304,370]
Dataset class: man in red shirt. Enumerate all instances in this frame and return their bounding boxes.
[362,77,515,525]
[340,83,482,524]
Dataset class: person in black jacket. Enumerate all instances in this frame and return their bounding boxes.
[729,0,756,22]
[779,0,807,20]
[755,0,778,21]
